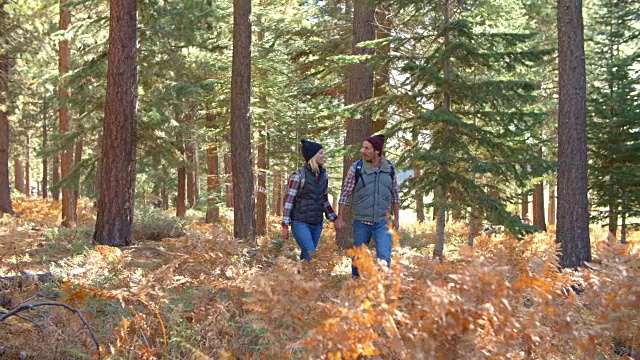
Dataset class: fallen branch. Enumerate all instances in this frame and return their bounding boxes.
[0,301,101,359]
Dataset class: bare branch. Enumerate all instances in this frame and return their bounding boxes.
[0,301,101,359]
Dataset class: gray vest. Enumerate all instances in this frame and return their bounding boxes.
[353,159,394,223]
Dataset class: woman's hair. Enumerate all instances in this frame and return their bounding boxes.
[308,153,320,174]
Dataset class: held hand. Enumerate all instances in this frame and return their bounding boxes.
[282,226,289,241]
[393,218,400,230]
[334,217,346,232]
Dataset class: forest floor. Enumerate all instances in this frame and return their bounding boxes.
[0,196,638,360]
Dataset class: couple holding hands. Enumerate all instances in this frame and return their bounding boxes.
[281,135,400,277]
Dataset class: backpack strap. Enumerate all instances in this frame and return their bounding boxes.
[298,167,328,190]
[354,159,365,187]
[297,168,306,189]
[354,159,395,187]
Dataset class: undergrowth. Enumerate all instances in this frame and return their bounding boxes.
[0,197,638,359]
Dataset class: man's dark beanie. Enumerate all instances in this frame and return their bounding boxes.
[301,139,323,162]
[365,135,385,154]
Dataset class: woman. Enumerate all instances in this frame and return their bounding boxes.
[281,139,337,262]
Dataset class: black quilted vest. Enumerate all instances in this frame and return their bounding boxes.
[291,165,328,225]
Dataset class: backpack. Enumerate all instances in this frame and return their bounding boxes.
[354,159,395,187]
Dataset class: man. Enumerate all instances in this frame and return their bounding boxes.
[334,134,400,278]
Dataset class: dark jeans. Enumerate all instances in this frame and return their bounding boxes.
[291,220,324,262]
[351,220,392,277]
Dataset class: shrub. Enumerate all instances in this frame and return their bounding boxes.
[132,207,186,241]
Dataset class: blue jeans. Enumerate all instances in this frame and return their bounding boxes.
[291,220,324,262]
[352,220,392,277]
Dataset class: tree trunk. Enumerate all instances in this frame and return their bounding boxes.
[230,0,255,240]
[270,169,278,215]
[533,147,547,231]
[205,113,220,223]
[256,124,268,236]
[93,0,137,247]
[620,196,627,244]
[25,134,31,197]
[224,152,233,207]
[93,133,101,200]
[42,94,48,199]
[415,169,425,223]
[607,201,617,236]
[468,206,478,246]
[521,193,529,218]
[193,138,201,204]
[59,0,76,227]
[177,143,187,218]
[74,125,83,200]
[336,0,375,249]
[533,181,546,231]
[14,159,24,193]
[161,185,168,210]
[272,170,282,216]
[548,185,556,226]
[468,171,477,245]
[433,184,447,259]
[434,0,452,259]
[186,142,195,208]
[0,53,12,214]
[556,0,591,267]
[52,154,60,201]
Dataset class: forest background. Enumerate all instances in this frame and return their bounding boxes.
[0,0,638,358]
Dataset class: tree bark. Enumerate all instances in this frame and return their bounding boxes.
[620,196,627,244]
[548,185,556,226]
[93,0,137,247]
[94,133,102,200]
[205,114,220,223]
[186,142,195,208]
[607,201,617,236]
[521,193,529,218]
[433,185,447,259]
[224,152,233,207]
[14,159,24,193]
[272,170,282,216]
[533,147,547,230]
[415,169,425,223]
[25,134,31,197]
[0,53,12,214]
[533,181,546,231]
[230,0,255,240]
[556,0,591,267]
[59,0,76,227]
[74,124,83,200]
[42,93,48,199]
[193,137,201,204]
[336,0,375,249]
[52,154,60,201]
[256,122,268,236]
[177,142,187,218]
[161,185,168,210]
[434,0,452,259]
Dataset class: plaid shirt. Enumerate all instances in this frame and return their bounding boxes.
[338,159,400,206]
[282,170,337,226]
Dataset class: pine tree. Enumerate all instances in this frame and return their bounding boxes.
[586,0,640,239]
[557,0,591,268]
[230,0,255,240]
[93,0,138,247]
[389,0,553,247]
